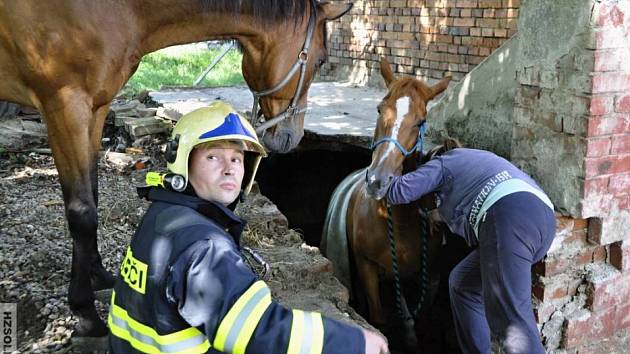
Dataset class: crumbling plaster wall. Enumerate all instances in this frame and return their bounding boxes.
[427,34,519,157]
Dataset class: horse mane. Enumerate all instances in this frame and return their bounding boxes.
[199,0,309,25]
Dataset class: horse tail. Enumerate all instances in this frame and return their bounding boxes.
[321,168,366,291]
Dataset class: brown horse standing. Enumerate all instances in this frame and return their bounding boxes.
[323,58,451,352]
[0,0,351,339]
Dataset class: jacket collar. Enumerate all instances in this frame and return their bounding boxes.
[138,187,246,243]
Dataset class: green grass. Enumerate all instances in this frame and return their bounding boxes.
[121,48,244,97]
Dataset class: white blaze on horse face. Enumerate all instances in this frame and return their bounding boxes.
[378,96,410,166]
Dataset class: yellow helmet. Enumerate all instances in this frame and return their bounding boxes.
[164,101,267,195]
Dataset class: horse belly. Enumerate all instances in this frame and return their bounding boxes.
[0,44,31,105]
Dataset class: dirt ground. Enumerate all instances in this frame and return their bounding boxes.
[0,151,372,353]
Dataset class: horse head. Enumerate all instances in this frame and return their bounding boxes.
[240,1,352,153]
[365,57,451,199]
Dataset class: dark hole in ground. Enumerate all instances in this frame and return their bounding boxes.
[257,134,472,353]
[257,136,371,247]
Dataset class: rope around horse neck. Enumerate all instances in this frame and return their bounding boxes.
[386,205,429,321]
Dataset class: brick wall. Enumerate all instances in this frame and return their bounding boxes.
[320,0,521,85]
[533,215,630,352]
[582,1,630,245]
[518,1,630,352]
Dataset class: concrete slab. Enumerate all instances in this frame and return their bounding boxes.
[149,82,385,142]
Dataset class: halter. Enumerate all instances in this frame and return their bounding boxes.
[249,0,317,135]
[369,120,427,158]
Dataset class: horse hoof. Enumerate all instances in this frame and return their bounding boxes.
[71,334,109,352]
[73,310,108,338]
[94,288,113,304]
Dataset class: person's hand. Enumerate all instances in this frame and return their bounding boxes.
[361,328,389,354]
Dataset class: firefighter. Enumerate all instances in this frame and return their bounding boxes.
[387,138,555,354]
[108,101,388,354]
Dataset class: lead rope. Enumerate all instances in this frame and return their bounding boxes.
[386,205,429,321]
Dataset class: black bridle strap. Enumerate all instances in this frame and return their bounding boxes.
[250,1,317,135]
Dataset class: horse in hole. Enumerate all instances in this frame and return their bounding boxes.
[322,57,452,353]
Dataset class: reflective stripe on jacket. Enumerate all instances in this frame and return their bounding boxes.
[109,187,364,354]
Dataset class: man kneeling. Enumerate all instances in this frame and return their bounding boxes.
[108,101,388,354]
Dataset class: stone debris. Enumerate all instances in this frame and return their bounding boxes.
[124,117,171,139]
[156,106,183,121]
[103,151,152,172]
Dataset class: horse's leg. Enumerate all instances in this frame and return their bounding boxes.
[88,104,115,293]
[42,93,108,338]
[354,255,385,327]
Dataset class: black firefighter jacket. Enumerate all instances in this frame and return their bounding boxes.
[108,187,364,354]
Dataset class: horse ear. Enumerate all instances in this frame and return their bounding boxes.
[380,57,395,88]
[318,2,353,21]
[430,76,452,99]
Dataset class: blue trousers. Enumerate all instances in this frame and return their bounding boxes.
[449,192,556,354]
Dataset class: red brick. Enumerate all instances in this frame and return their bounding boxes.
[586,138,612,157]
[506,9,519,18]
[590,95,615,115]
[482,37,501,47]
[587,273,630,312]
[584,176,610,197]
[533,277,569,302]
[592,246,607,262]
[594,50,621,72]
[585,155,630,177]
[533,257,570,278]
[502,0,520,7]
[573,218,589,231]
[610,241,630,272]
[563,307,617,348]
[595,3,626,28]
[617,302,630,331]
[478,0,501,8]
[616,94,630,113]
[460,8,472,17]
[616,194,630,210]
[456,0,478,9]
[557,229,589,251]
[609,172,630,195]
[482,8,495,17]
[592,73,630,93]
[611,134,630,154]
[588,218,605,244]
[556,215,579,233]
[574,245,607,267]
[454,17,475,27]
[494,28,508,37]
[588,114,630,136]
